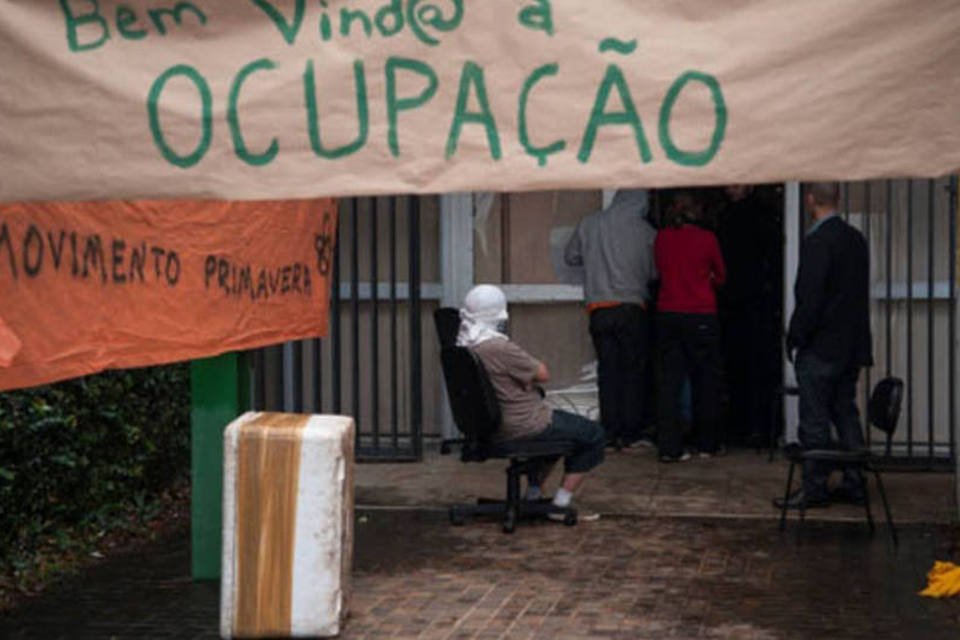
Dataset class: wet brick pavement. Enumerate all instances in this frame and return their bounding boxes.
[1,510,958,639]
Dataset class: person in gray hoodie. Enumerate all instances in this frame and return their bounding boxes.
[564,190,658,448]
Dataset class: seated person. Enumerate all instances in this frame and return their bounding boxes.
[457,284,605,520]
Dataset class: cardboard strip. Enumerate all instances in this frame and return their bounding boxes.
[233,413,309,637]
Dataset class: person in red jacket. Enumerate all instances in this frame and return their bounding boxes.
[654,190,727,462]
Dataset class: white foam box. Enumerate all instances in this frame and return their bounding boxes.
[220,412,354,639]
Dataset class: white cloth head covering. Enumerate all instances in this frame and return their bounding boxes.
[457,285,509,347]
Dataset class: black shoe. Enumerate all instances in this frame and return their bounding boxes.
[773,490,831,510]
[830,486,867,506]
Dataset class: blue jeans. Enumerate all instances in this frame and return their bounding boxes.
[521,410,605,474]
[795,351,866,497]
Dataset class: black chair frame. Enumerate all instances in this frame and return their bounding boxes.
[448,441,579,533]
[434,308,578,533]
[778,377,903,547]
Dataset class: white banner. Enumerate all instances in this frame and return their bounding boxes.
[1,0,958,202]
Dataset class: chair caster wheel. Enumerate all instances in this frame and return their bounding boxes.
[502,507,517,534]
[449,507,466,526]
[563,512,578,527]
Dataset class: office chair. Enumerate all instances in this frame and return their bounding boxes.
[434,308,577,533]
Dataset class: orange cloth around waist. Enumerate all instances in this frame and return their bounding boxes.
[586,301,646,314]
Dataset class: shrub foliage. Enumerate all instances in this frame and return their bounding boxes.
[0,365,190,556]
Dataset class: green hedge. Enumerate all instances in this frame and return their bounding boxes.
[0,365,190,555]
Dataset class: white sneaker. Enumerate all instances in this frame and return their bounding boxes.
[547,507,600,523]
[577,509,601,522]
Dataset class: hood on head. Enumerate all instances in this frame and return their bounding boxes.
[608,189,649,216]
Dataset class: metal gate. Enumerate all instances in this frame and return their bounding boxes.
[800,177,958,469]
[250,196,425,462]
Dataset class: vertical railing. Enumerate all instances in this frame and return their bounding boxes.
[350,198,361,428]
[885,181,893,381]
[331,201,342,415]
[802,178,956,468]
[389,197,400,451]
[906,180,914,457]
[370,199,380,451]
[249,197,424,462]
[949,176,957,461]
[927,180,936,463]
[409,196,424,460]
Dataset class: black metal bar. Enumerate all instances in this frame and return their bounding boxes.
[293,341,303,413]
[268,344,284,411]
[313,338,323,413]
[885,181,893,378]
[906,180,914,457]
[501,195,512,283]
[370,198,380,449]
[253,348,265,411]
[331,201,342,414]
[927,179,935,462]
[390,197,400,451]
[351,197,361,439]
[864,181,872,447]
[330,205,344,414]
[408,195,423,460]
[949,176,957,460]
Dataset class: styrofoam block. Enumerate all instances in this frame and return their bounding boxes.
[221,412,354,639]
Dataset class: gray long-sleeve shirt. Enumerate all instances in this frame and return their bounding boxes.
[564,190,658,306]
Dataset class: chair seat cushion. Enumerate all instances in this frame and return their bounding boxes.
[476,438,574,459]
[791,448,872,463]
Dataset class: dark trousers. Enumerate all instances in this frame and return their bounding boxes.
[795,351,865,497]
[721,304,775,444]
[589,304,650,444]
[522,410,606,480]
[656,313,721,457]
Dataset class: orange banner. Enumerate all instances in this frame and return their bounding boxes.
[0,199,337,391]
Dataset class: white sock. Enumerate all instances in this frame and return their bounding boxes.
[525,485,542,500]
[553,488,573,508]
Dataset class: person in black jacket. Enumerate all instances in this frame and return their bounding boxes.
[776,182,872,510]
[718,185,781,447]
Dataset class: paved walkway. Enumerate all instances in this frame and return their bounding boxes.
[357,446,956,523]
[1,449,956,638]
[1,512,958,639]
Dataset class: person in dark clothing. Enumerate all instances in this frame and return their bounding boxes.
[775,182,872,510]
[654,191,726,462]
[717,185,781,446]
[565,190,658,449]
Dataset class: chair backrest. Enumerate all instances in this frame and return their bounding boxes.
[433,307,461,349]
[433,309,501,444]
[439,348,502,442]
[867,377,904,454]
